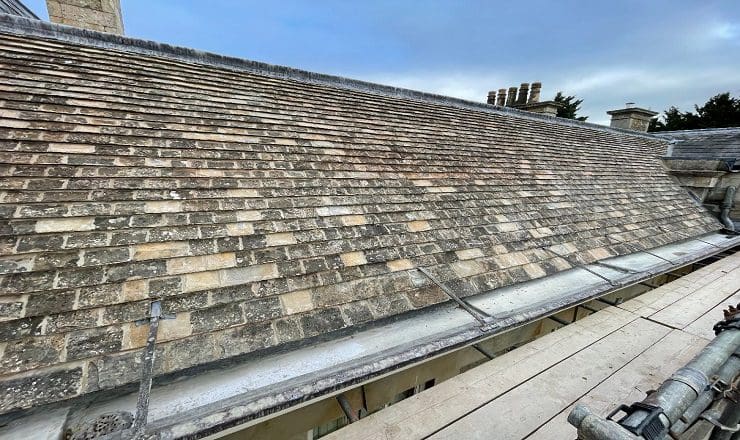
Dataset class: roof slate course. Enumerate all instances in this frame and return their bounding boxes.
[0,28,722,413]
[656,127,740,160]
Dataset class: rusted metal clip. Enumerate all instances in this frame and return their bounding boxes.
[416,267,497,331]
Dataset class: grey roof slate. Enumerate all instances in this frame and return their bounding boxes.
[655,127,740,161]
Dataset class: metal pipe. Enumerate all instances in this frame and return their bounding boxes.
[568,405,639,439]
[621,328,740,431]
[671,354,740,436]
[631,330,740,425]
[720,186,737,231]
[707,398,740,440]
[569,328,740,439]
[710,380,740,440]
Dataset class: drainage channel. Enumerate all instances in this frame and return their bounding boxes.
[214,246,738,440]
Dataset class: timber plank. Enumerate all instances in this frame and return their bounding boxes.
[427,318,670,440]
[323,307,638,440]
[618,255,740,318]
[526,329,706,439]
[648,267,740,329]
[682,290,740,340]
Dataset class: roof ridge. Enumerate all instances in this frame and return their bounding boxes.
[0,13,662,141]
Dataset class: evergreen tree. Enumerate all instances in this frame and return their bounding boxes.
[649,93,740,132]
[553,92,588,121]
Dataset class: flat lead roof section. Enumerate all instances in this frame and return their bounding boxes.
[5,231,736,440]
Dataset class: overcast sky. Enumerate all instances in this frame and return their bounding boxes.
[24,0,740,125]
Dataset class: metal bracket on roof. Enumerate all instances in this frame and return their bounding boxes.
[130,300,176,439]
[416,267,496,330]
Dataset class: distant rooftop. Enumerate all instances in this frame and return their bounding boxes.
[655,127,740,161]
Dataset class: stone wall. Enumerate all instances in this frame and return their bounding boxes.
[46,0,123,34]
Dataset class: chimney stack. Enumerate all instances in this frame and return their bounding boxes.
[488,82,561,116]
[46,0,124,34]
[606,104,658,132]
[528,82,541,103]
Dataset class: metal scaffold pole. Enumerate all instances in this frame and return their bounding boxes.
[569,304,740,440]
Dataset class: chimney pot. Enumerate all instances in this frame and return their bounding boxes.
[487,91,497,105]
[529,82,541,103]
[516,83,530,105]
[496,89,507,106]
[506,87,518,107]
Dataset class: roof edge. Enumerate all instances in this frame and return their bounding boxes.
[0,12,662,141]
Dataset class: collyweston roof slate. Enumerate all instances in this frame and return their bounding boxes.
[0,18,722,414]
[655,127,740,160]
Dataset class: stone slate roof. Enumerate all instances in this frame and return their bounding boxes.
[0,25,722,414]
[655,127,740,160]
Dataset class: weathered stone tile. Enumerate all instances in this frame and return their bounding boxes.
[242,296,282,322]
[1,335,65,372]
[190,302,244,333]
[0,271,55,294]
[133,241,190,260]
[45,309,99,334]
[107,261,166,282]
[0,316,45,340]
[273,316,303,344]
[280,289,313,315]
[82,247,130,266]
[299,308,345,338]
[219,263,278,286]
[65,326,123,361]
[0,300,24,321]
[0,366,83,412]
[340,251,367,267]
[0,29,723,415]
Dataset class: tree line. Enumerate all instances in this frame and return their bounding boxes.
[550,91,740,131]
